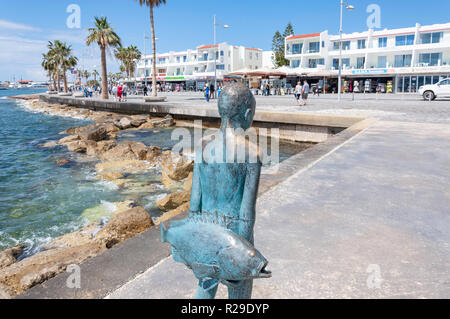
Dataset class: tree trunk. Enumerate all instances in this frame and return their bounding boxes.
[56,68,61,92]
[150,5,157,97]
[101,46,109,100]
[63,64,68,93]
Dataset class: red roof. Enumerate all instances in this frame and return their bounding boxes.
[246,48,262,51]
[287,33,321,40]
[197,45,218,49]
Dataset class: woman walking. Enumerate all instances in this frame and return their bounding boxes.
[295,82,303,106]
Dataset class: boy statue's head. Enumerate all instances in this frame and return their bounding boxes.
[218,83,256,131]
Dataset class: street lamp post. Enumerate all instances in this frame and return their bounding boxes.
[144,31,150,89]
[338,1,354,101]
[213,15,229,99]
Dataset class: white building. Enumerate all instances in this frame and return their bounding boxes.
[285,23,450,93]
[136,42,263,90]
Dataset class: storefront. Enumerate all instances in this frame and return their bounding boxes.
[396,74,450,93]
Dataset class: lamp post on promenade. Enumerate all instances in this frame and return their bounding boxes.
[214,14,229,99]
[144,31,150,88]
[338,1,354,101]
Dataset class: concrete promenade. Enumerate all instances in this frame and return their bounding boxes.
[106,120,450,299]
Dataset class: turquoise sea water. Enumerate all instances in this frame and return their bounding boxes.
[0,90,135,257]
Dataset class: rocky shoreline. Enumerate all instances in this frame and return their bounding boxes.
[0,98,194,299]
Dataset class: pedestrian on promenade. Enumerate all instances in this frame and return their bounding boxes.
[210,83,215,99]
[144,85,148,96]
[295,82,303,106]
[117,84,123,102]
[218,85,223,97]
[205,84,210,103]
[302,80,310,106]
[122,84,128,102]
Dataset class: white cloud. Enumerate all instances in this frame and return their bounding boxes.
[0,19,41,32]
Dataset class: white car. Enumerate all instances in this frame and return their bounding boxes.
[418,78,450,101]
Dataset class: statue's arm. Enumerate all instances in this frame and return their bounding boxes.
[189,163,202,216]
[239,163,262,244]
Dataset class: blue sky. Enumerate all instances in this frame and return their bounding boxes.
[1,0,449,81]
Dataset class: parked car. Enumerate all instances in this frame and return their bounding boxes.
[418,78,450,100]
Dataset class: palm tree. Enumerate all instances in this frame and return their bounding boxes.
[135,0,167,97]
[51,40,78,93]
[86,17,122,100]
[92,70,99,83]
[42,52,57,91]
[83,70,91,84]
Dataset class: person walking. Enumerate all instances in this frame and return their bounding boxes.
[295,82,303,106]
[204,84,210,102]
[210,83,215,100]
[117,84,123,102]
[122,84,128,102]
[302,80,310,106]
[143,85,148,96]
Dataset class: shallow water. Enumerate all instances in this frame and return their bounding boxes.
[0,90,131,256]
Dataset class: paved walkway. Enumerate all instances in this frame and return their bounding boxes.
[87,92,450,124]
[106,120,450,299]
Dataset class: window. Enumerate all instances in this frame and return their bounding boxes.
[378,37,387,48]
[183,56,187,62]
[357,39,366,49]
[291,60,300,68]
[342,41,351,50]
[249,52,253,59]
[292,43,303,54]
[309,42,320,53]
[377,56,387,68]
[395,54,412,67]
[176,56,180,63]
[203,53,208,61]
[396,35,415,46]
[308,58,324,68]
[333,58,350,69]
[439,79,450,85]
[357,57,365,69]
[216,64,225,70]
[220,51,224,57]
[419,53,442,66]
[421,32,443,44]
[228,51,231,57]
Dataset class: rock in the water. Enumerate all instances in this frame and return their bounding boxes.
[95,207,153,249]
[130,142,148,160]
[157,191,191,211]
[99,141,151,162]
[95,160,154,175]
[80,126,107,142]
[131,119,147,128]
[138,122,155,130]
[118,117,132,130]
[41,141,58,149]
[58,135,80,145]
[96,172,124,181]
[0,243,105,296]
[146,146,162,162]
[0,245,25,269]
[151,115,175,128]
[103,123,120,134]
[56,159,72,166]
[160,152,194,181]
